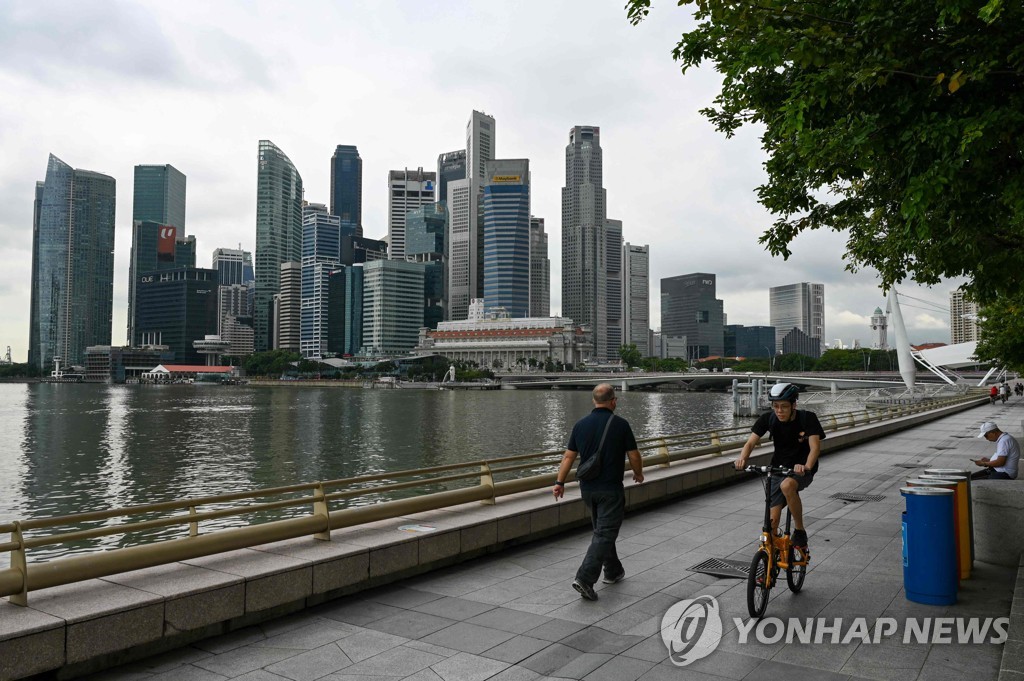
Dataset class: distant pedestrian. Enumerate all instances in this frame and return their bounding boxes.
[972,422,1020,480]
[1001,383,1010,403]
[553,383,644,601]
[990,385,999,404]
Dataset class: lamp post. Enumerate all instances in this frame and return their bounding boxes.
[763,347,774,373]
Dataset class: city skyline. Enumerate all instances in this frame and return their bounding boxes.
[0,2,958,362]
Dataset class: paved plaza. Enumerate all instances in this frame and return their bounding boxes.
[82,397,1023,681]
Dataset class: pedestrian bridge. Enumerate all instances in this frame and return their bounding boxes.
[499,371,927,391]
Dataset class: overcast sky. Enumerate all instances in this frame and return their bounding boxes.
[0,0,958,363]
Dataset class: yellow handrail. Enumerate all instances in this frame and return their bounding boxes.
[0,392,984,604]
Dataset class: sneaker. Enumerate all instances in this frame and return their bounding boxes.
[572,578,599,601]
[791,529,808,549]
[602,570,626,584]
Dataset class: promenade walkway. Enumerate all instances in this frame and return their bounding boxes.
[82,398,1023,681]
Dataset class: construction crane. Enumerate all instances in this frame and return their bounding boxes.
[2,346,10,365]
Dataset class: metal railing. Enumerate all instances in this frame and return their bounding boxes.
[0,393,984,605]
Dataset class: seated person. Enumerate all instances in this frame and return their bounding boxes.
[972,421,1021,480]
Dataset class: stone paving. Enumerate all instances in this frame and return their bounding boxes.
[82,397,1024,681]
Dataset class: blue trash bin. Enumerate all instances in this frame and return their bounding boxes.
[901,486,957,605]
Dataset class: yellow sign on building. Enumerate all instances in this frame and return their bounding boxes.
[491,175,521,183]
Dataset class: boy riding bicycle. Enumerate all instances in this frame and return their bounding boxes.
[734,383,826,553]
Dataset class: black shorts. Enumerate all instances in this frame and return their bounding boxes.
[769,471,814,509]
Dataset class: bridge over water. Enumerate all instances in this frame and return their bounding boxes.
[498,370,944,391]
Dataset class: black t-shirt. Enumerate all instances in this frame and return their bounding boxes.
[567,408,639,491]
[751,409,826,472]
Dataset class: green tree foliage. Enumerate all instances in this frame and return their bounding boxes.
[619,343,643,369]
[0,363,40,378]
[243,350,301,377]
[975,297,1024,371]
[626,0,1024,304]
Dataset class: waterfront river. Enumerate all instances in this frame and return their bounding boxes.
[0,382,850,561]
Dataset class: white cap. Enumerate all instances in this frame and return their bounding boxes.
[978,421,999,438]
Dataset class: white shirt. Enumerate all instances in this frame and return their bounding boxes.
[993,432,1021,479]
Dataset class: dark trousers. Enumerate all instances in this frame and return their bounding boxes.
[972,469,1014,480]
[576,489,625,586]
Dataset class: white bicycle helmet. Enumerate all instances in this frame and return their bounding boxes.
[768,383,800,402]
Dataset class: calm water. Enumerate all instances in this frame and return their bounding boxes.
[0,383,754,524]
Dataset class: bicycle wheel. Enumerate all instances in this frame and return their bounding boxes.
[787,546,806,592]
[747,551,770,619]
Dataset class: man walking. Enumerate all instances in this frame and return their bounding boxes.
[972,421,1020,480]
[553,384,644,601]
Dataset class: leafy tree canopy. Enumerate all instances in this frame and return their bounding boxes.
[975,297,1024,371]
[627,0,1024,303]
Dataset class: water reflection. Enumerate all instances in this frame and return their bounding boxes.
[2,382,856,560]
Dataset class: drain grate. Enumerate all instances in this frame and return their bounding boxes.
[830,492,886,502]
[688,558,750,579]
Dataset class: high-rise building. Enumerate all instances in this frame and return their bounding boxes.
[482,159,531,318]
[328,265,364,357]
[361,260,425,356]
[769,282,825,354]
[605,219,623,359]
[212,248,254,287]
[406,203,447,329]
[218,284,254,357]
[134,268,219,364]
[446,177,473,320]
[128,222,196,345]
[28,181,44,366]
[273,261,302,352]
[255,140,304,352]
[132,164,186,231]
[300,203,341,359]
[341,235,388,265]
[468,112,495,303]
[870,307,889,349]
[330,145,362,237]
[660,273,725,359]
[949,290,981,344]
[781,327,821,358]
[529,217,550,318]
[437,149,466,208]
[622,243,649,356]
[561,126,609,359]
[29,154,116,368]
[387,168,436,262]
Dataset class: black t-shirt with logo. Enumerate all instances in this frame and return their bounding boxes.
[751,409,826,473]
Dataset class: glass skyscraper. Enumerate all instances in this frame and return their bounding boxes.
[255,140,304,351]
[330,145,362,237]
[132,164,186,230]
[300,203,341,359]
[482,159,531,318]
[660,273,725,359]
[29,154,116,368]
[406,203,447,328]
[128,221,196,345]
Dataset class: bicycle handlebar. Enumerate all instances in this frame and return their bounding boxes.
[744,465,795,476]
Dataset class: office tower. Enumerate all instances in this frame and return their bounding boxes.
[660,273,725,359]
[133,164,186,229]
[622,243,649,356]
[218,284,254,357]
[769,282,825,354]
[446,177,473,320]
[529,217,550,318]
[29,154,116,368]
[437,149,467,207]
[300,203,341,359]
[255,140,304,352]
[406,203,447,328]
[605,219,623,358]
[482,159,531,318]
[724,325,776,358]
[949,290,981,344]
[870,307,889,349]
[134,268,219,364]
[273,261,302,352]
[387,168,436,262]
[341,235,388,265]
[330,145,362,237]
[128,222,197,345]
[212,248,254,287]
[466,111,496,308]
[328,266,364,357]
[361,260,425,355]
[781,327,820,357]
[561,125,610,359]
[28,182,44,366]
